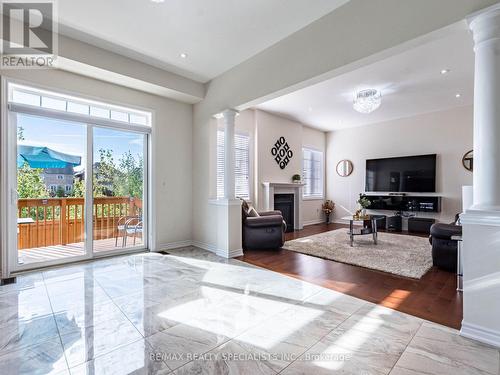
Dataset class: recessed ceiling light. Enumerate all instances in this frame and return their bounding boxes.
[441,69,450,75]
[455,93,461,98]
[151,0,165,3]
[180,53,188,59]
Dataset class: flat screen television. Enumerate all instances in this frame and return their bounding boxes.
[365,154,436,193]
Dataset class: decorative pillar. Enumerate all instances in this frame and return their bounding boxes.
[460,4,500,348]
[211,109,242,258]
[222,109,237,199]
[469,6,500,211]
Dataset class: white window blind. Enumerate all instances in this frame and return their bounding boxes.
[217,130,250,200]
[303,147,324,198]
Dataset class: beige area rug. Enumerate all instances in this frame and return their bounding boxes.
[284,229,432,279]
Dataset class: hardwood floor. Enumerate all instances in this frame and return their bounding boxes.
[237,222,462,329]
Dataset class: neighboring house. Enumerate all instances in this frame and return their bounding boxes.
[42,165,74,196]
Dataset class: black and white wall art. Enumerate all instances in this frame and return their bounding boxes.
[271,136,293,169]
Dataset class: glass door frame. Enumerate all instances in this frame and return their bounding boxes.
[89,124,149,259]
[2,79,152,274]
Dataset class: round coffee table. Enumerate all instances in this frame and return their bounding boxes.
[342,215,381,247]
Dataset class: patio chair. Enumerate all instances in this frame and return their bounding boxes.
[124,219,143,246]
[115,215,140,247]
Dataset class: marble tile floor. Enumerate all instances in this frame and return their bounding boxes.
[0,246,498,375]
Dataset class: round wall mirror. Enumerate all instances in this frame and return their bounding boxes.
[462,150,473,172]
[336,159,354,177]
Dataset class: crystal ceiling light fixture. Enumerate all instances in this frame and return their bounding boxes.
[353,89,382,114]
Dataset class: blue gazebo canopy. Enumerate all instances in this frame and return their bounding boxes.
[17,145,81,169]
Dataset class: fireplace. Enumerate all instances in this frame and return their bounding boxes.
[262,182,304,230]
[274,194,294,232]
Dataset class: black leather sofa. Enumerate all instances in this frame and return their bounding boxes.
[429,216,462,272]
[241,201,286,250]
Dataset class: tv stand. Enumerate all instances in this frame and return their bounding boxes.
[361,194,441,213]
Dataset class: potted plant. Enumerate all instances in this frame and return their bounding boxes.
[322,200,335,223]
[357,194,371,217]
[292,174,301,183]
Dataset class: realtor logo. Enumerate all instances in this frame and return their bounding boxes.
[1,0,57,68]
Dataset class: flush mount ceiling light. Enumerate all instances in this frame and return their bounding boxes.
[353,89,382,114]
[180,53,188,59]
[151,0,165,3]
[456,93,462,98]
[441,69,451,75]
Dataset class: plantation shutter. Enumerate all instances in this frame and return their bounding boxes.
[217,130,250,200]
[302,147,324,198]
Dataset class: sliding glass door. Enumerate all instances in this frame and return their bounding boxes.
[15,114,87,267]
[92,127,146,254]
[6,82,151,272]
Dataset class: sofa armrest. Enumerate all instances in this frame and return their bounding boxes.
[258,210,283,217]
[246,215,284,228]
[430,223,462,240]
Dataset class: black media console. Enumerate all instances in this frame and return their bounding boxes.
[360,194,441,213]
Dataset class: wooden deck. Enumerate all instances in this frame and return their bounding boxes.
[18,237,143,265]
[17,197,142,250]
[16,196,143,266]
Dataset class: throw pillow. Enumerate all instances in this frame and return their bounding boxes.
[241,199,250,211]
[248,207,260,217]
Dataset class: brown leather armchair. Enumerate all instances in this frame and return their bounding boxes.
[241,203,286,250]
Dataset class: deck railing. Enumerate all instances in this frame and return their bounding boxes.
[17,196,142,250]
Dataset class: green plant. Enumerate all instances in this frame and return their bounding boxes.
[17,163,48,199]
[357,194,371,209]
[292,174,301,182]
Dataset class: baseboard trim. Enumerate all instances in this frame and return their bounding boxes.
[221,248,244,258]
[157,240,193,251]
[461,321,500,348]
[191,241,243,258]
[191,240,217,253]
[303,219,325,227]
[157,239,244,259]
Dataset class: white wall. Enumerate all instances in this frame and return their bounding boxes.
[326,106,473,223]
[255,110,326,224]
[228,109,326,224]
[0,68,193,253]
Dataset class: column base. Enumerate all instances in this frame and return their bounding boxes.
[210,198,243,259]
[460,209,500,348]
[461,322,500,348]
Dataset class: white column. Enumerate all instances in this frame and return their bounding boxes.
[222,109,237,199]
[469,6,500,211]
[210,109,242,258]
[460,4,500,348]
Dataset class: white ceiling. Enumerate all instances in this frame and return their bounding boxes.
[57,0,349,83]
[256,24,475,132]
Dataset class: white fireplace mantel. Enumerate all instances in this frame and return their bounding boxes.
[262,182,304,230]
